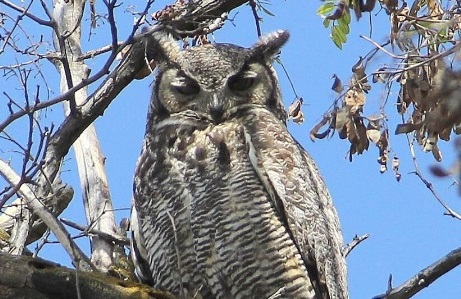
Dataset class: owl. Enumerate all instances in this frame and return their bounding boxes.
[131,29,348,299]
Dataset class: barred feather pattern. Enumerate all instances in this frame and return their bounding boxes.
[133,108,347,299]
[133,109,319,298]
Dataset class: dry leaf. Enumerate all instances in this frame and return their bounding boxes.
[331,74,344,93]
[367,129,381,144]
[310,115,331,141]
[288,98,304,124]
[344,89,366,113]
[352,56,367,81]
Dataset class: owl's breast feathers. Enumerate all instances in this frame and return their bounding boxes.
[133,107,348,299]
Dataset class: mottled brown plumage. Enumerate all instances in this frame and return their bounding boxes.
[131,30,348,299]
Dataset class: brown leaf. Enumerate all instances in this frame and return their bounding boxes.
[352,56,367,81]
[439,126,451,141]
[360,0,376,12]
[344,89,366,113]
[427,0,443,18]
[347,118,369,154]
[291,112,304,124]
[377,129,389,150]
[326,2,346,20]
[310,115,331,141]
[431,143,443,162]
[352,0,362,20]
[430,165,451,177]
[334,107,349,130]
[377,155,387,166]
[331,74,344,93]
[395,122,422,135]
[372,67,388,83]
[392,156,399,171]
[311,128,331,140]
[396,89,408,114]
[288,98,304,124]
[367,128,381,144]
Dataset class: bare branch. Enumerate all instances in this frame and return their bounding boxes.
[0,159,94,270]
[406,135,461,220]
[381,246,461,299]
[61,218,130,246]
[343,233,370,257]
[0,0,53,26]
[249,0,262,37]
[0,183,73,246]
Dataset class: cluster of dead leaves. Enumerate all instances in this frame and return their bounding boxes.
[389,0,461,162]
[395,62,461,161]
[309,57,397,175]
[304,0,461,178]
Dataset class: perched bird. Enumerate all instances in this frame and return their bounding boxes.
[131,29,348,299]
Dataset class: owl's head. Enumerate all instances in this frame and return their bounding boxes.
[148,30,289,123]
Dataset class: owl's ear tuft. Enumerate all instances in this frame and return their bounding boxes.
[250,30,289,60]
[145,28,181,65]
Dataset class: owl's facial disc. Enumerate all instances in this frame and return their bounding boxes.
[165,67,261,121]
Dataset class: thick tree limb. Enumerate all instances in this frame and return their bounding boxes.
[52,0,118,272]
[0,252,178,299]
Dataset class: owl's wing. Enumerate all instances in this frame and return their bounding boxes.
[130,204,154,285]
[242,109,348,299]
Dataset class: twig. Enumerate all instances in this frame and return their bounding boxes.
[276,57,300,100]
[33,229,51,257]
[342,233,370,257]
[7,201,31,255]
[360,35,403,59]
[405,135,461,220]
[0,0,53,26]
[249,0,262,37]
[60,218,130,246]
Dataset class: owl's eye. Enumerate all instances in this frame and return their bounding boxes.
[228,71,258,92]
[171,76,200,96]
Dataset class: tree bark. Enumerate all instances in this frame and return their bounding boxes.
[52,0,117,272]
[0,252,177,299]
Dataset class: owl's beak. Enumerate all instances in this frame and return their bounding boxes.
[208,93,224,122]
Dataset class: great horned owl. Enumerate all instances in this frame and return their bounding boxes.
[131,30,348,299]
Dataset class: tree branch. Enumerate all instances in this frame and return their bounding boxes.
[0,159,94,271]
[382,246,461,299]
[0,0,53,27]
[343,233,370,257]
[0,252,178,299]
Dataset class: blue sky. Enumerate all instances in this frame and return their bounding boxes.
[2,0,461,298]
